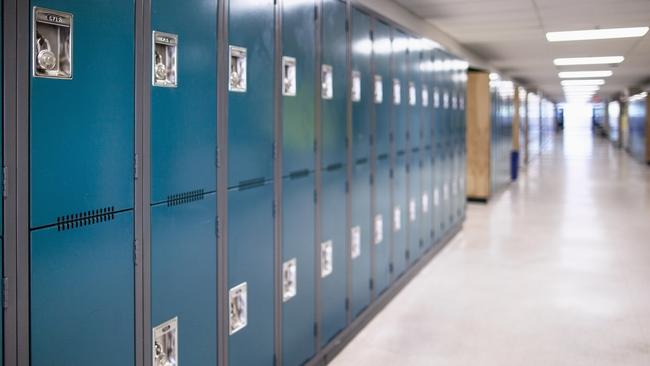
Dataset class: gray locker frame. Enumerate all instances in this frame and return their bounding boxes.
[3,0,18,364]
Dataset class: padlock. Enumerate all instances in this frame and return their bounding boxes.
[36,34,57,71]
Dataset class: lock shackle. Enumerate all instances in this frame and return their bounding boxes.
[36,33,52,53]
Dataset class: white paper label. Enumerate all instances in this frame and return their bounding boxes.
[393,205,402,232]
[374,215,383,245]
[350,226,361,259]
[229,282,248,335]
[153,318,178,366]
[409,199,417,222]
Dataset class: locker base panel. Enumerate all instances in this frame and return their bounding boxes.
[306,221,463,366]
[467,196,489,203]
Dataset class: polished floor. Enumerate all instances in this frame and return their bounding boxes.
[331,128,650,365]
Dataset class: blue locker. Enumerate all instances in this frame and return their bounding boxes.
[149,1,218,365]
[374,158,391,293]
[319,167,347,346]
[393,29,408,155]
[29,1,135,364]
[372,19,392,294]
[420,49,434,251]
[150,0,218,203]
[281,1,317,365]
[282,176,315,366]
[0,2,3,357]
[228,185,275,365]
[228,0,275,187]
[151,196,217,366]
[392,155,408,276]
[350,161,371,318]
[31,214,135,366]
[432,50,443,243]
[320,0,348,170]
[407,38,421,262]
[350,7,372,318]
[319,0,348,347]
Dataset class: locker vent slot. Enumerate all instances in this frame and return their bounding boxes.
[355,158,368,166]
[238,177,266,191]
[56,206,115,231]
[411,147,420,153]
[396,150,406,157]
[289,169,310,180]
[325,163,343,172]
[377,153,389,161]
[167,189,205,206]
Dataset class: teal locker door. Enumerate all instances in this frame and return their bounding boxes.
[350,7,372,319]
[149,0,218,364]
[406,39,421,262]
[432,50,443,243]
[0,0,3,357]
[228,185,275,365]
[392,155,408,276]
[31,214,135,366]
[29,2,135,364]
[281,0,317,364]
[151,196,217,366]
[420,50,433,251]
[282,176,315,366]
[319,0,348,348]
[372,20,392,294]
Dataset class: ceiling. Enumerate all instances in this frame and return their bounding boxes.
[394,0,650,102]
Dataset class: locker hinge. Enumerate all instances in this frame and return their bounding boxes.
[389,262,394,273]
[389,168,394,179]
[272,200,277,218]
[345,297,350,311]
[369,135,374,146]
[370,30,374,41]
[216,147,220,168]
[2,277,8,309]
[133,239,139,266]
[345,20,349,33]
[313,139,317,154]
[369,174,374,186]
[313,189,318,204]
[314,5,318,20]
[2,166,7,198]
[313,322,319,337]
[216,216,221,239]
[389,132,394,143]
[345,180,350,194]
[134,154,139,180]
[273,354,278,366]
[369,278,374,290]
[405,250,410,260]
[272,142,277,161]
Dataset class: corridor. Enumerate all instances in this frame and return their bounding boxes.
[332,129,650,365]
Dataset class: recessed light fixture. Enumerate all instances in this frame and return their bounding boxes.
[561,79,605,86]
[553,56,624,66]
[546,27,649,42]
[559,70,613,78]
[563,87,600,93]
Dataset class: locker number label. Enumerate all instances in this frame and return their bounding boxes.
[282,56,297,96]
[229,46,247,92]
[153,317,178,366]
[322,65,334,100]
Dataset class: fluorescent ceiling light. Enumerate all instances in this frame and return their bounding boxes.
[563,86,600,92]
[561,79,605,86]
[553,56,624,66]
[559,70,612,78]
[546,27,649,42]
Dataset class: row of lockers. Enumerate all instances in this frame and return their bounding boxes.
[0,0,467,365]
[597,94,650,163]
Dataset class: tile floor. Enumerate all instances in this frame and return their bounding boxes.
[331,129,650,365]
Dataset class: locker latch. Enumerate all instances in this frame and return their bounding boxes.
[374,75,383,104]
[282,258,297,302]
[229,282,248,334]
[282,56,297,96]
[321,65,333,100]
[350,226,361,259]
[393,205,401,232]
[374,214,383,245]
[422,85,429,107]
[320,240,333,277]
[393,79,401,105]
[351,71,361,102]
[153,318,178,366]
[152,31,178,87]
[408,82,416,106]
[32,7,72,79]
[229,46,247,92]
